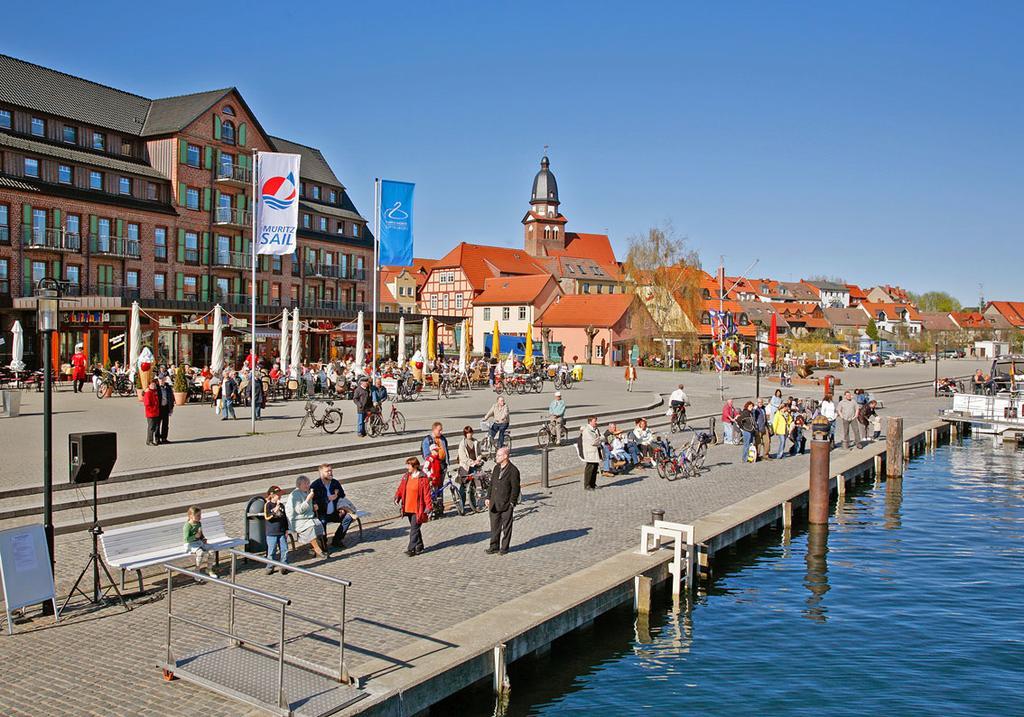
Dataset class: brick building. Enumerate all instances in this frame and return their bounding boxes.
[0,53,394,369]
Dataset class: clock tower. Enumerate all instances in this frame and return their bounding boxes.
[523,155,569,257]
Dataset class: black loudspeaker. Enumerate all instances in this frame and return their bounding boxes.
[69,431,118,484]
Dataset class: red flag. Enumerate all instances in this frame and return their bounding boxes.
[768,313,778,362]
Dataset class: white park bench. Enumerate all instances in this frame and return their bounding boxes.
[100,511,244,593]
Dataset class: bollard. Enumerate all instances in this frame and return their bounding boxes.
[836,473,845,498]
[541,447,550,491]
[634,575,652,616]
[781,500,793,529]
[809,435,830,525]
[651,508,665,526]
[887,417,904,478]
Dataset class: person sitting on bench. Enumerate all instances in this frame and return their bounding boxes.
[311,464,355,550]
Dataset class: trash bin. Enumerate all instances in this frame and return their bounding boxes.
[1,390,21,417]
[244,496,267,556]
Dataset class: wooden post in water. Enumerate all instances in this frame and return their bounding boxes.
[493,643,510,698]
[634,575,652,616]
[887,417,904,478]
[809,434,830,524]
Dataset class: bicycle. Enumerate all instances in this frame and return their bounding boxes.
[366,401,406,437]
[95,371,134,399]
[479,420,512,457]
[296,400,343,436]
[553,372,574,390]
[669,405,691,433]
[397,376,422,401]
[536,415,566,448]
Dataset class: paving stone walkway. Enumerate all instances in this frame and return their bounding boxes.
[0,368,958,715]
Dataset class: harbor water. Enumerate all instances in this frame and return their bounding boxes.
[448,439,1024,716]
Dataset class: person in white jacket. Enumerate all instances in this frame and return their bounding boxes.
[581,416,603,491]
[285,476,325,558]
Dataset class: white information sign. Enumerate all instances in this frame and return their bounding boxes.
[0,524,57,634]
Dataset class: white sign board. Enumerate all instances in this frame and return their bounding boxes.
[382,378,399,397]
[0,524,57,634]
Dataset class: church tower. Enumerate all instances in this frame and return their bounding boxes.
[523,155,568,257]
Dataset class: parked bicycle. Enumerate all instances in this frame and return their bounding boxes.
[397,375,422,401]
[553,372,575,390]
[366,401,406,437]
[296,399,343,436]
[94,370,134,399]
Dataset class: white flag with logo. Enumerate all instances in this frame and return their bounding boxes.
[255,152,301,255]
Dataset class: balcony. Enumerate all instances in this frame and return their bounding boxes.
[304,263,342,279]
[215,163,252,187]
[182,247,201,265]
[94,283,140,301]
[210,291,248,305]
[214,207,251,227]
[60,282,82,297]
[212,250,251,270]
[89,235,141,259]
[300,298,373,313]
[22,227,82,253]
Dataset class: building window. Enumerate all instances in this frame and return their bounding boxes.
[184,231,199,259]
[97,218,111,251]
[456,293,464,310]
[596,343,605,359]
[92,131,105,150]
[222,121,235,145]
[291,257,300,276]
[126,270,139,289]
[430,295,437,311]
[90,171,103,190]
[329,190,337,204]
[66,214,80,238]
[443,294,449,310]
[154,273,166,298]
[502,307,510,321]
[186,188,200,210]
[336,221,345,235]
[566,264,575,274]
[700,312,711,325]
[582,282,590,293]
[215,277,229,302]
[66,265,79,288]
[121,142,132,156]
[312,185,320,200]
[483,307,491,321]
[32,261,47,284]
[63,125,77,144]
[31,117,45,136]
[222,105,235,115]
[300,182,306,197]
[146,183,158,201]
[24,158,39,178]
[518,306,527,320]
[0,259,7,293]
[290,285,300,303]
[155,227,167,261]
[0,110,10,129]
[353,224,360,237]
[119,177,131,195]
[183,276,197,299]
[186,143,200,167]
[58,164,72,184]
[31,209,46,240]
[318,217,327,232]
[302,214,311,229]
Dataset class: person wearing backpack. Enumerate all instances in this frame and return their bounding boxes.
[421,421,450,475]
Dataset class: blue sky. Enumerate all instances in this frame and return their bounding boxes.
[5,1,1020,304]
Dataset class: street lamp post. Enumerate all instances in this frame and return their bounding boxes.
[933,341,939,397]
[36,278,61,614]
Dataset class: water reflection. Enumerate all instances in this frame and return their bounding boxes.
[803,523,830,622]
[885,476,903,530]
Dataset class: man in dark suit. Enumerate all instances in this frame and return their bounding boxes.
[485,446,520,555]
[311,463,355,549]
[157,375,174,444]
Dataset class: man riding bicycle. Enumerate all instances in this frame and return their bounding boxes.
[548,391,566,439]
[669,384,689,420]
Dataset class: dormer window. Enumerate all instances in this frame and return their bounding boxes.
[877,311,885,321]
[701,288,711,299]
[700,312,711,325]
[222,120,235,145]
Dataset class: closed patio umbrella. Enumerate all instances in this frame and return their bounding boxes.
[9,321,24,371]
[355,310,365,374]
[524,323,534,368]
[279,308,290,375]
[211,304,224,373]
[458,318,468,374]
[420,318,428,363]
[128,301,141,373]
[397,316,407,366]
[290,308,301,376]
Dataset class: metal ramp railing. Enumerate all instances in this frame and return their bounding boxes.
[161,551,365,716]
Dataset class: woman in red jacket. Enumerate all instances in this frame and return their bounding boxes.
[394,457,432,556]
[143,380,161,446]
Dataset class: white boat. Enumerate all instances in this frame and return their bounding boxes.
[940,357,1024,441]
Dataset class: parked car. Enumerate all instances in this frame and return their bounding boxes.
[841,352,862,367]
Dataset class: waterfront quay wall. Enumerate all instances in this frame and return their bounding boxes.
[343,417,951,716]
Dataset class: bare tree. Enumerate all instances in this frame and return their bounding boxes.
[623,223,702,356]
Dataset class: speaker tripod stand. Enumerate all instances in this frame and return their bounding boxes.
[58,479,129,616]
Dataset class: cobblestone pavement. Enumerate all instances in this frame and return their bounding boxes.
[0,369,959,716]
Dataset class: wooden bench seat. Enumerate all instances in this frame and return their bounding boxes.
[100,511,244,593]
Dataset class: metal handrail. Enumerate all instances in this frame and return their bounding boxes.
[163,563,290,709]
[228,550,352,684]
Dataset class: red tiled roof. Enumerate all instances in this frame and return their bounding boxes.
[769,302,830,330]
[986,301,1024,328]
[950,311,987,329]
[846,284,868,303]
[557,232,617,265]
[430,243,548,289]
[919,312,958,332]
[473,275,557,306]
[535,294,634,328]
[378,274,395,303]
[860,301,922,322]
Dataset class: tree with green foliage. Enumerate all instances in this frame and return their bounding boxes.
[907,291,962,313]
[866,318,879,341]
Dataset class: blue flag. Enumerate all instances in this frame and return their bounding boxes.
[379,180,414,266]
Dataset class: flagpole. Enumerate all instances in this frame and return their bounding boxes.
[250,149,259,434]
[372,177,380,371]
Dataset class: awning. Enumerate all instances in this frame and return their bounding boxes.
[232,327,284,339]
